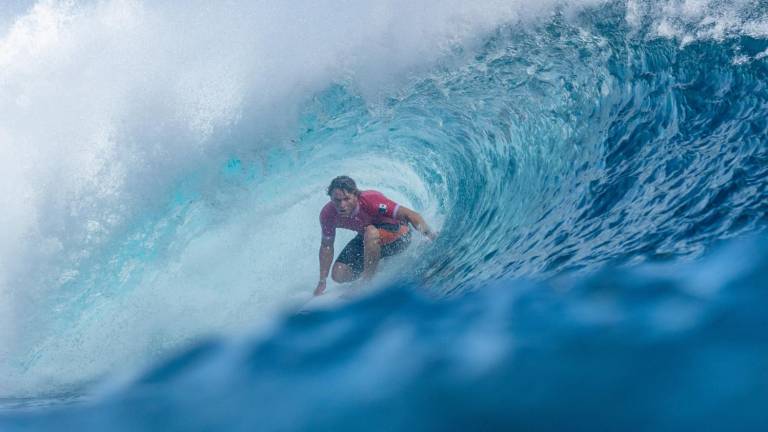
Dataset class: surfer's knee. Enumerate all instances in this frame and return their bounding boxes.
[331,270,343,283]
[363,225,380,243]
[331,263,345,283]
[331,262,356,283]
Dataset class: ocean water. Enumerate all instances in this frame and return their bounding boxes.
[1,0,767,430]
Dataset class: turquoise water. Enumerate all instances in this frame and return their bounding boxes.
[1,0,767,429]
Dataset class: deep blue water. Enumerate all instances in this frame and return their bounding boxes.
[1,0,768,430]
[5,237,768,430]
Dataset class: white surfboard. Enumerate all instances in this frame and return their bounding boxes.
[298,285,356,312]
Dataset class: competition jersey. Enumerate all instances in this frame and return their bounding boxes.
[320,190,401,239]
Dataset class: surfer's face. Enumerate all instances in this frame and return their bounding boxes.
[330,189,357,217]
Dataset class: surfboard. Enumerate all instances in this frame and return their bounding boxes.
[299,285,351,313]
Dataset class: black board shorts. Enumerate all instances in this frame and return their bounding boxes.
[335,224,411,276]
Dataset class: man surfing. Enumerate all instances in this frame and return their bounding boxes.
[314,176,437,296]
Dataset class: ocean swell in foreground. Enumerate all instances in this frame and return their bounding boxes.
[2,236,767,430]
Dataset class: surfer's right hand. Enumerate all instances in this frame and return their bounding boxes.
[314,280,327,296]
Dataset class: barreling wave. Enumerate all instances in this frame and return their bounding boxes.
[298,1,768,293]
[0,0,767,412]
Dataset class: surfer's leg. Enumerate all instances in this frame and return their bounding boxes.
[331,262,358,283]
[361,225,382,280]
[332,235,364,283]
[381,229,411,258]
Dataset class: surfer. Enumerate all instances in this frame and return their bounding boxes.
[314,176,437,296]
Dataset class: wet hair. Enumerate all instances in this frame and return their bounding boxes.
[327,176,360,196]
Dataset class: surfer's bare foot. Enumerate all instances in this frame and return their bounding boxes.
[313,280,327,296]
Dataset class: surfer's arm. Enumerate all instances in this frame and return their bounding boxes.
[396,207,437,241]
[316,237,334,295]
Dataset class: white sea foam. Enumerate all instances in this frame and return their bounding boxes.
[626,0,768,43]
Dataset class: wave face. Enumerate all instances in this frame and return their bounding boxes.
[1,0,768,427]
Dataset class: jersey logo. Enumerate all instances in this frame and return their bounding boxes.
[378,203,388,215]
